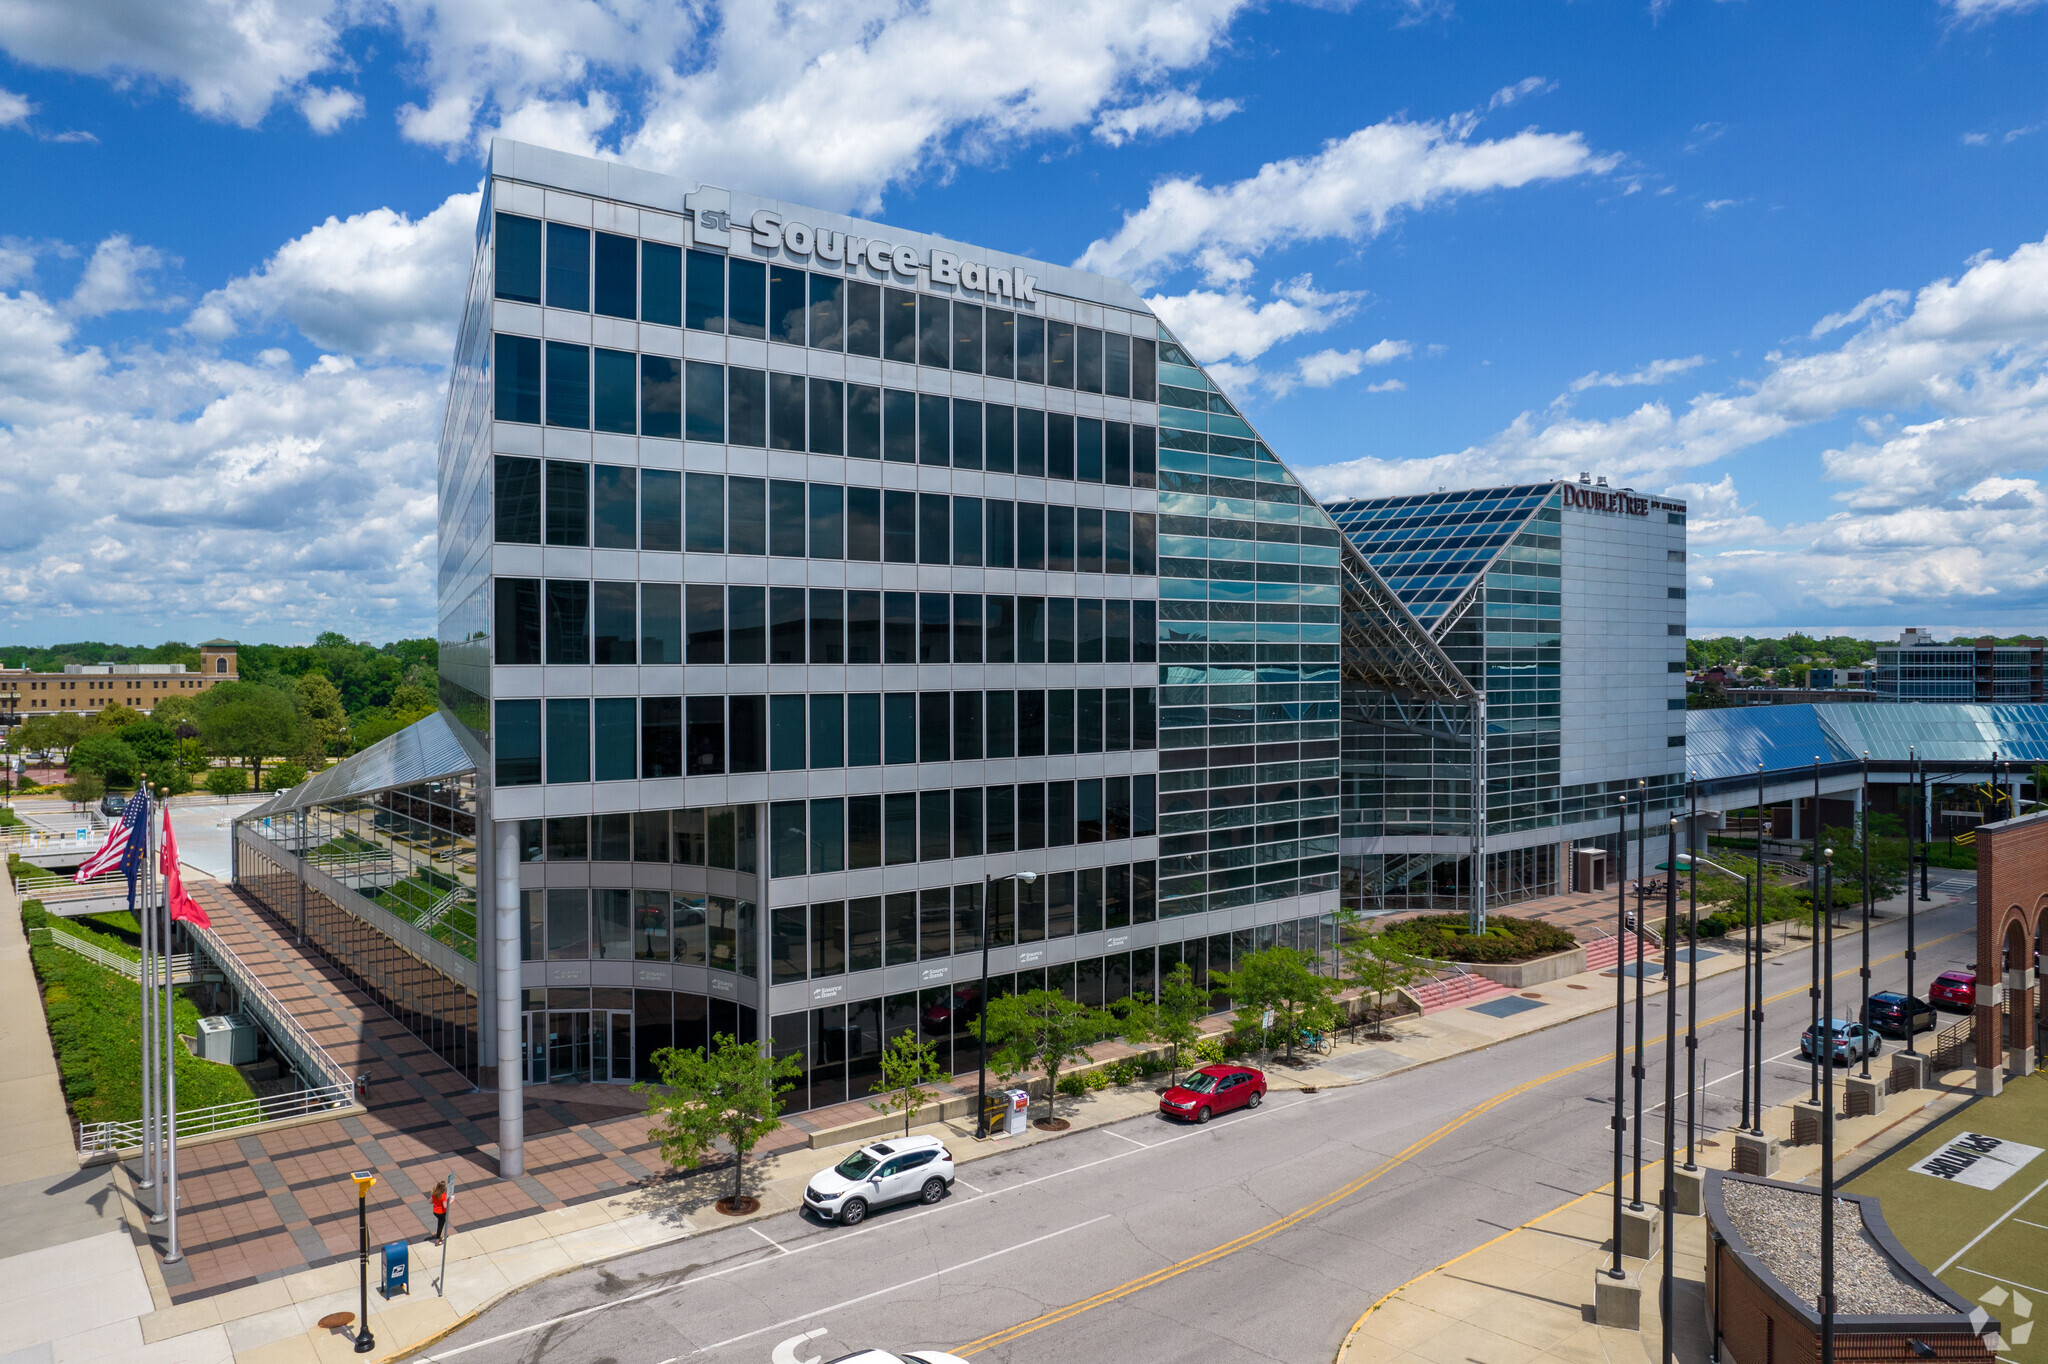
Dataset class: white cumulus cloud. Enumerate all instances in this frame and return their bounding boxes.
[186,191,481,362]
[1567,355,1706,392]
[298,85,362,133]
[1093,88,1240,147]
[67,235,174,317]
[0,87,30,127]
[1075,108,1617,286]
[1147,275,1363,365]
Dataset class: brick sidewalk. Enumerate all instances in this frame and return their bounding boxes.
[148,881,811,1303]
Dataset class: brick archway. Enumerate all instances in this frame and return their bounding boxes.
[1974,813,2048,1089]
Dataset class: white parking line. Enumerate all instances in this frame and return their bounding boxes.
[1645,1046,1801,1115]
[750,1225,790,1255]
[1104,1128,1152,1149]
[687,1215,1112,1356]
[1939,1175,2048,1274]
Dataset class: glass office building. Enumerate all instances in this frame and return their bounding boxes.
[1324,476,1692,912]
[1872,629,2047,703]
[240,140,1598,1171]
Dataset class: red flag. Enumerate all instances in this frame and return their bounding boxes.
[160,806,212,930]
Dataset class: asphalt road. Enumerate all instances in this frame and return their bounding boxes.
[416,884,1980,1364]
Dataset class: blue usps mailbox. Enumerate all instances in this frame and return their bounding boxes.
[381,1241,409,1298]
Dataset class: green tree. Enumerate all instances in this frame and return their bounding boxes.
[262,761,309,791]
[867,1032,951,1137]
[69,732,140,788]
[1335,911,1426,1039]
[14,713,88,761]
[293,673,351,757]
[636,1032,803,1207]
[62,771,105,809]
[985,989,1110,1125]
[1821,823,1909,905]
[148,693,201,733]
[91,701,147,731]
[1214,946,1340,1062]
[197,682,301,788]
[1116,961,1207,1085]
[204,766,249,800]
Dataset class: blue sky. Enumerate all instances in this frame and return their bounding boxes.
[2,0,2046,645]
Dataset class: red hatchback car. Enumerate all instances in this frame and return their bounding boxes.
[1930,971,1976,1011]
[1159,1065,1266,1124]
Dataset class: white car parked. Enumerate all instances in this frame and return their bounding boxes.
[804,1134,955,1224]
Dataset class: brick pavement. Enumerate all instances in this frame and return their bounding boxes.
[147,881,811,1303]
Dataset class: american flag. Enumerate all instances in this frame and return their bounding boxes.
[76,791,149,910]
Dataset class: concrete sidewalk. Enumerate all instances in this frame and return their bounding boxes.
[0,860,1960,1364]
[1337,1068,1979,1364]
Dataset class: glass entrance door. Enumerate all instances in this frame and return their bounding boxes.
[547,1011,592,1082]
[609,1011,633,1081]
[526,1010,634,1084]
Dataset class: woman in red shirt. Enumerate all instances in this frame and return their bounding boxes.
[430,1181,449,1243]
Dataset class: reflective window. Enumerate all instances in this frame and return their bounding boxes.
[593,581,636,664]
[593,465,636,548]
[545,580,589,663]
[494,213,541,304]
[728,258,767,338]
[884,288,918,362]
[546,698,589,783]
[641,469,681,551]
[769,373,805,450]
[848,384,881,460]
[494,455,540,543]
[728,367,766,446]
[642,583,682,664]
[545,461,588,546]
[594,698,636,780]
[685,249,726,331]
[594,232,636,319]
[846,281,881,357]
[496,700,540,785]
[641,241,681,327]
[641,356,681,439]
[685,361,724,442]
[545,223,588,311]
[545,341,589,428]
[494,334,540,424]
[918,295,949,368]
[769,265,805,344]
[809,273,844,351]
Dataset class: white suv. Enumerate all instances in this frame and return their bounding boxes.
[804,1135,955,1225]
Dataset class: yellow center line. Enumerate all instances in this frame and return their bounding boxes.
[953,927,1967,1356]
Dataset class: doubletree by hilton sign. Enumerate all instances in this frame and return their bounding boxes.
[1563,485,1652,516]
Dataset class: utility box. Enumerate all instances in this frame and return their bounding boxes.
[196,1014,258,1066]
[1004,1088,1030,1136]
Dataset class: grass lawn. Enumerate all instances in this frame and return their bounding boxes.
[1847,1072,2048,1353]
[21,899,258,1126]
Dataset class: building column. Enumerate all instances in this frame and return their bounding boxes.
[494,821,525,1177]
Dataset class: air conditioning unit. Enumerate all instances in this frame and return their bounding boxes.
[196,1014,258,1066]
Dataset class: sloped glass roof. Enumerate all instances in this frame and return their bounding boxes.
[1687,702,2048,780]
[241,708,484,819]
[1323,484,1556,629]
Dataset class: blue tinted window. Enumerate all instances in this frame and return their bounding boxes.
[594,348,636,434]
[641,356,680,439]
[592,465,635,548]
[545,341,588,428]
[686,361,724,442]
[495,700,541,786]
[770,695,806,770]
[494,456,541,544]
[810,695,843,769]
[641,242,681,327]
[848,694,881,766]
[685,249,725,331]
[546,698,589,783]
[769,265,805,344]
[544,461,587,546]
[494,334,540,424]
[594,698,636,781]
[594,232,636,319]
[728,258,766,338]
[545,223,589,310]
[495,214,541,304]
[918,393,948,466]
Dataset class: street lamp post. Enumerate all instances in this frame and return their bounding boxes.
[1859,752,1872,1081]
[1660,818,1680,1364]
[351,1171,377,1353]
[1820,849,1839,1364]
[1685,783,1700,1171]
[974,869,1039,1139]
[1905,748,1919,1057]
[1688,848,1757,1136]
[1631,779,1647,1212]
[1608,799,1628,1280]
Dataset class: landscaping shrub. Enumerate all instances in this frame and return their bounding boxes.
[1056,1072,1088,1097]
[1380,914,1578,965]
[1192,1036,1227,1065]
[20,899,257,1125]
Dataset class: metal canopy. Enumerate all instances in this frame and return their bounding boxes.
[1337,538,1477,703]
[240,708,483,820]
[1686,702,2048,782]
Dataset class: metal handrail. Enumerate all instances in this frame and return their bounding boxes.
[27,925,200,981]
[14,870,132,905]
[412,885,467,932]
[186,923,350,1092]
[77,1079,358,1157]
[304,846,394,873]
